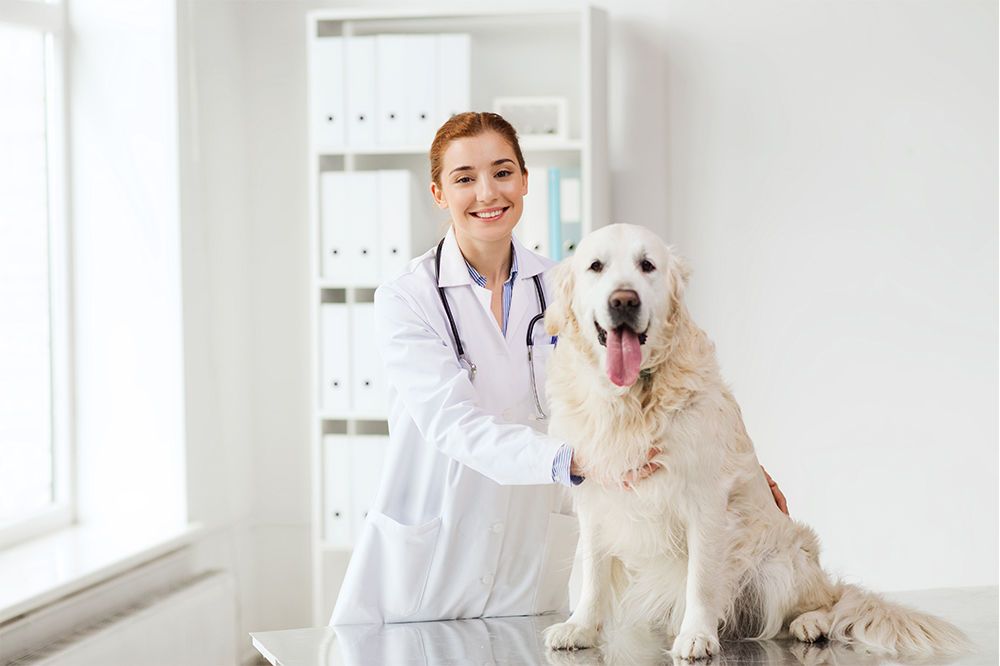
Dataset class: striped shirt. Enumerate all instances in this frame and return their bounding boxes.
[464,245,519,335]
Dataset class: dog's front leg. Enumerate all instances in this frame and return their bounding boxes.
[671,503,727,661]
[544,507,609,650]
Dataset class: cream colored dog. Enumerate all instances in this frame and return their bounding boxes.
[542,224,969,662]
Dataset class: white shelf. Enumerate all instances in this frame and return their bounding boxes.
[314,139,585,157]
[306,5,608,627]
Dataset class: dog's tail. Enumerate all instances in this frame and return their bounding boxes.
[826,583,973,658]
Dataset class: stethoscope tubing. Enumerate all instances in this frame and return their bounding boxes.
[434,237,549,418]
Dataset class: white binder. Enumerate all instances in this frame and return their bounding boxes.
[309,37,346,151]
[320,171,350,282]
[351,302,386,417]
[437,34,471,123]
[515,166,551,257]
[323,434,354,547]
[345,36,377,146]
[321,303,352,413]
[350,435,389,534]
[376,35,408,146]
[404,35,439,146]
[377,169,412,279]
[346,171,380,285]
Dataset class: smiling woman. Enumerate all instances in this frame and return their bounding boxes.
[328,112,663,627]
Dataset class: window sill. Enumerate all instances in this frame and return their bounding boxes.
[0,520,203,624]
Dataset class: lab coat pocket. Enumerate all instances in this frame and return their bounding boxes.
[531,512,580,614]
[368,511,442,618]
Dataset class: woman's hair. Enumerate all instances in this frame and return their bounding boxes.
[429,112,526,188]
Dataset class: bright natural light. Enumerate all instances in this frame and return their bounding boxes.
[0,23,55,526]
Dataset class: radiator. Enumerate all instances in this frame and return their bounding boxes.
[6,571,237,666]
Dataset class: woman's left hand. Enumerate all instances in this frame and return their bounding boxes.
[762,466,789,515]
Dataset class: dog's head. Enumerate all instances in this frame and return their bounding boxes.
[546,224,691,387]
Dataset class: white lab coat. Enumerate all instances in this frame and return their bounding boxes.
[330,228,579,625]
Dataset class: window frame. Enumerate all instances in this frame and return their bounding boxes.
[0,0,74,549]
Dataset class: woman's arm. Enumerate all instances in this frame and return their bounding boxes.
[375,283,563,486]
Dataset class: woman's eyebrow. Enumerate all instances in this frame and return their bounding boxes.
[449,158,515,176]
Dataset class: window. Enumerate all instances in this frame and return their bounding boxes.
[0,0,71,548]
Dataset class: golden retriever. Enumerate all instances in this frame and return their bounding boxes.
[541,224,969,662]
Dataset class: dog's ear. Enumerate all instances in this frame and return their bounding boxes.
[666,248,692,320]
[544,259,576,336]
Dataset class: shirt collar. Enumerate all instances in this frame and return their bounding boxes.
[465,244,518,287]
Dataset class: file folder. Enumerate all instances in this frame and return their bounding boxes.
[320,171,350,282]
[559,168,582,257]
[309,37,346,151]
[351,302,386,417]
[346,171,381,285]
[350,435,389,534]
[376,35,407,146]
[515,165,551,257]
[548,168,562,260]
[346,36,377,146]
[321,303,352,413]
[404,35,439,146]
[377,169,412,279]
[323,434,354,547]
[437,34,471,122]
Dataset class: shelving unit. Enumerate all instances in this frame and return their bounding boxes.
[306,5,608,626]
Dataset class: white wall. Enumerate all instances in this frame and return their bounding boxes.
[177,2,996,645]
[649,1,997,591]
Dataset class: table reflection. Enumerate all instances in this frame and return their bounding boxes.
[331,613,565,665]
[251,586,995,666]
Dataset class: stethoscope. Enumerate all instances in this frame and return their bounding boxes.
[434,238,550,420]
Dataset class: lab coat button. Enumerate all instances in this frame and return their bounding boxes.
[481,574,495,585]
[502,409,514,421]
[492,522,504,534]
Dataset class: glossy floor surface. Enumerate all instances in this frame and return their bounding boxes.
[251,586,997,666]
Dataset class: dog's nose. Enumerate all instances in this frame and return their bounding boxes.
[609,290,640,313]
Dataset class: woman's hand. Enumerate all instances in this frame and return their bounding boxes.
[762,466,789,515]
[571,447,661,490]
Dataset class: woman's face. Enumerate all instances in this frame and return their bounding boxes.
[431,132,528,249]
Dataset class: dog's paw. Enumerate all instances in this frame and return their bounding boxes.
[544,621,600,651]
[790,610,831,643]
[670,630,720,661]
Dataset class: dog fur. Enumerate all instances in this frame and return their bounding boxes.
[541,224,970,661]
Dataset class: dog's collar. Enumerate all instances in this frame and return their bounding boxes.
[639,368,653,379]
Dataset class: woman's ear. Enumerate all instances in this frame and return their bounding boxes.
[544,259,576,336]
[431,182,448,209]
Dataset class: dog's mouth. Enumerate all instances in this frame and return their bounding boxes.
[596,322,647,387]
[595,322,647,347]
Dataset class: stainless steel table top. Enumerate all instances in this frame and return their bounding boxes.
[250,586,997,666]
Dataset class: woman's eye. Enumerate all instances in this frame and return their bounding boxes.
[589,260,603,273]
[640,259,656,273]
[495,170,512,178]
[456,176,473,184]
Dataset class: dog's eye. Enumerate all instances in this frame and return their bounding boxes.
[589,260,603,273]
[640,259,656,273]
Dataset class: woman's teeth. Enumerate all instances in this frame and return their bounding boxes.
[472,208,506,219]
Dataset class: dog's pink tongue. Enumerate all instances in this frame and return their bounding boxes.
[606,326,643,387]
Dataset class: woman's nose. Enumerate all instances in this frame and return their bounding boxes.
[476,178,496,201]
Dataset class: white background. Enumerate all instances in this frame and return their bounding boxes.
[172,0,997,643]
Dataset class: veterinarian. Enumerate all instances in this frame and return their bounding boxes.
[329,112,786,626]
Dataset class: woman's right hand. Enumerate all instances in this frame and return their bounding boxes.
[571,447,661,490]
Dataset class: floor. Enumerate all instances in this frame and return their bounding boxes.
[250,586,997,666]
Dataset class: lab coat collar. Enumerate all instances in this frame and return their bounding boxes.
[437,227,548,289]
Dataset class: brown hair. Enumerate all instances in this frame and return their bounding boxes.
[429,112,526,188]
